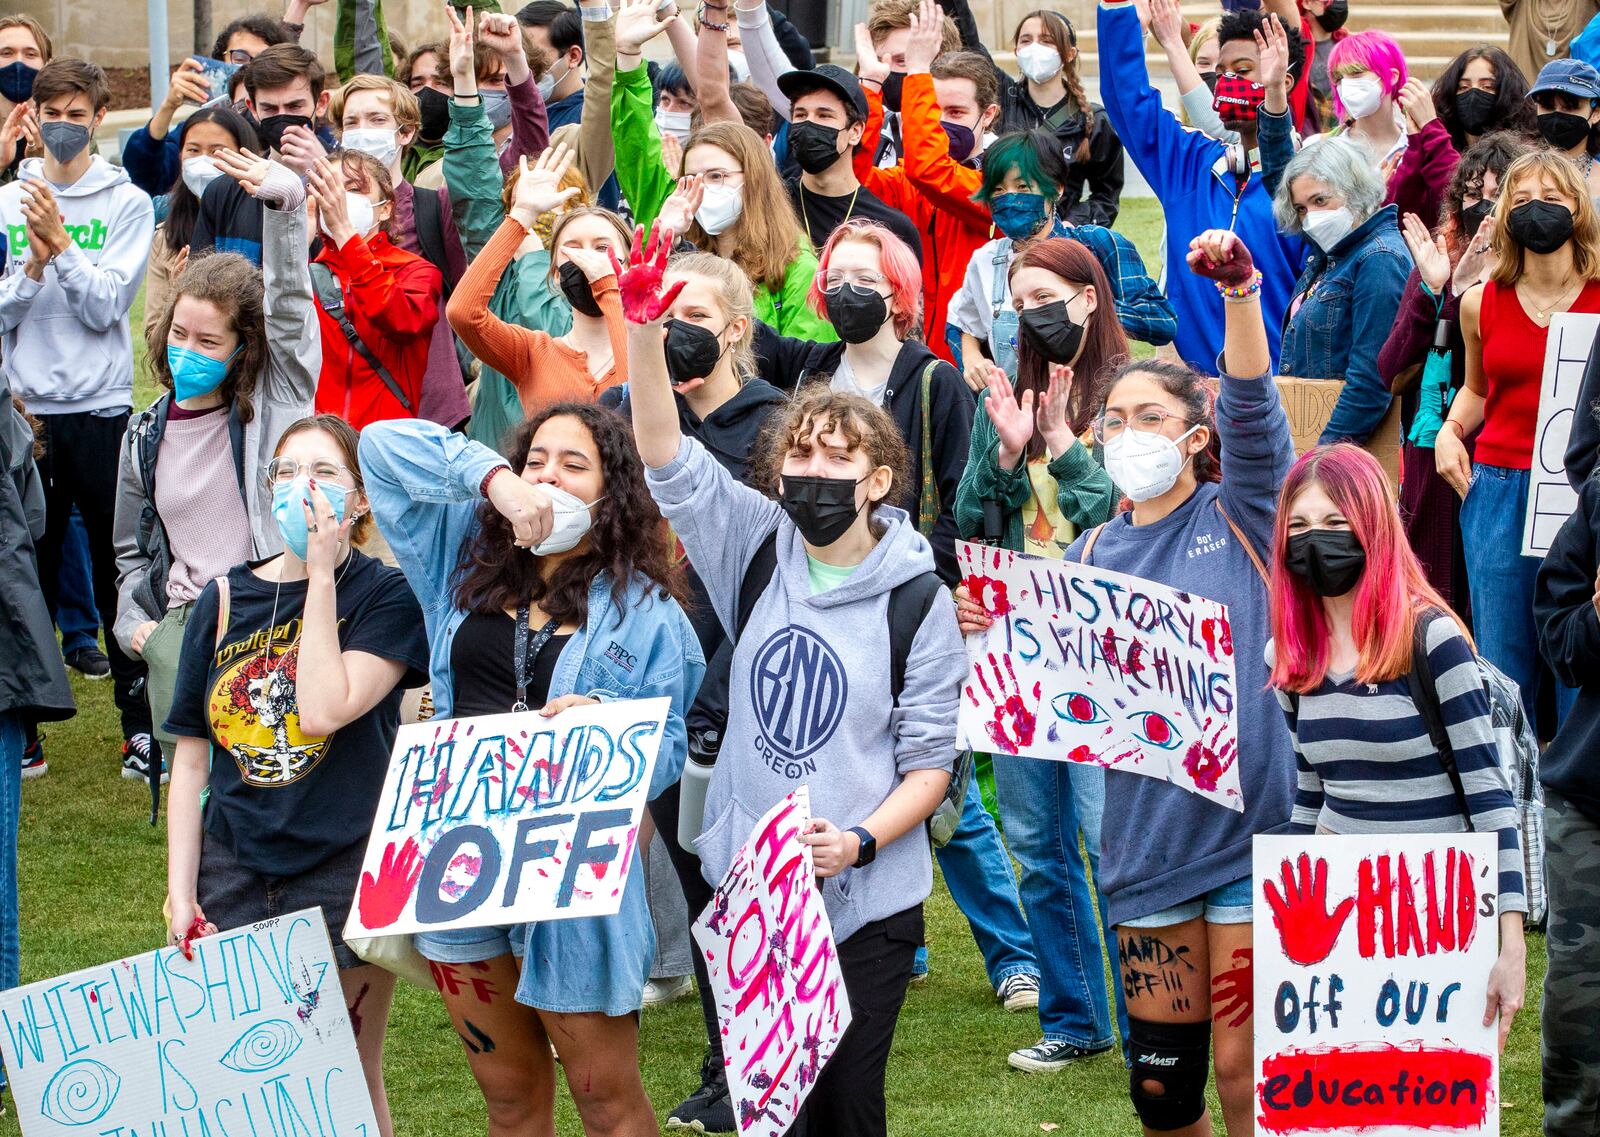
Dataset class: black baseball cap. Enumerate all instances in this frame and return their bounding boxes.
[778,63,868,121]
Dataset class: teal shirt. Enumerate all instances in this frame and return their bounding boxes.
[806,555,859,595]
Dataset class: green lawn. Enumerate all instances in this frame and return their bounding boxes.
[7,199,1550,1135]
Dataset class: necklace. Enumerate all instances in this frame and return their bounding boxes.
[256,547,355,675]
[799,181,861,249]
[1528,0,1571,57]
[1521,278,1584,321]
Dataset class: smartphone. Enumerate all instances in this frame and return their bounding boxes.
[194,56,242,105]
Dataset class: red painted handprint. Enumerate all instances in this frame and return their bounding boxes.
[1263,853,1355,966]
[1211,947,1253,1028]
[356,837,425,929]
[613,220,686,325]
[970,652,1041,753]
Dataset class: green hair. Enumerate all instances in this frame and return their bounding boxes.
[973,130,1069,206]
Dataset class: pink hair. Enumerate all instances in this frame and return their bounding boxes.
[807,219,924,338]
[1268,445,1466,693]
[1328,31,1408,118]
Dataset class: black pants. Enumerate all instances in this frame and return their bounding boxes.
[34,410,150,739]
[649,778,722,1065]
[787,904,923,1137]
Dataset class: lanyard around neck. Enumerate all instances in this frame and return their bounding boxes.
[512,606,561,713]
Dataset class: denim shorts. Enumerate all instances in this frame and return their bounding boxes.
[414,923,527,964]
[1120,874,1253,929]
[197,830,366,969]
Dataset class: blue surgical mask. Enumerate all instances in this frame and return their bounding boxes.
[166,343,239,402]
[271,475,349,560]
[482,89,512,130]
[990,191,1050,241]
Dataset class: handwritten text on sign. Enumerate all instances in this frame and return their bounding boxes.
[693,786,850,1137]
[956,540,1243,811]
[345,698,667,939]
[0,909,379,1137]
[1523,313,1600,557]
[1253,834,1500,1136]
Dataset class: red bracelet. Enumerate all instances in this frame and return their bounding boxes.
[480,467,509,498]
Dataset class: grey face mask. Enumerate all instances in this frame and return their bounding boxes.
[481,89,512,130]
[40,120,90,163]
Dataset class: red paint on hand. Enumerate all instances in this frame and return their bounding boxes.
[1263,853,1355,967]
[616,221,688,324]
[962,572,1010,616]
[1257,1043,1492,1133]
[357,837,425,929]
[179,916,208,961]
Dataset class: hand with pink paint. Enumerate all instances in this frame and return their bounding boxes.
[970,651,1041,753]
[1263,853,1354,966]
[357,837,425,929]
[613,220,686,325]
[953,584,992,636]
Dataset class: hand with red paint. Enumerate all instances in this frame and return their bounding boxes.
[971,651,1041,753]
[356,837,425,929]
[613,220,686,325]
[1484,917,1526,1052]
[1263,853,1355,966]
[168,900,217,959]
[1210,947,1253,1029]
[1186,229,1255,287]
[953,583,993,636]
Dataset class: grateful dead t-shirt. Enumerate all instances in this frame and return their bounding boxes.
[165,551,430,877]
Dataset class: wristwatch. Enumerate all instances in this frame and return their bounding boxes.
[847,826,877,867]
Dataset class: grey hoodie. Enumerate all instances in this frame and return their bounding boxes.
[0,156,154,414]
[647,436,964,943]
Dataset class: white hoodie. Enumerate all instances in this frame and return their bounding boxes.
[0,155,154,414]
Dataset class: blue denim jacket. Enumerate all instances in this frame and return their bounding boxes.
[1277,204,1414,444]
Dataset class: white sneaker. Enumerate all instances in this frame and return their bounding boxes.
[642,975,694,1008]
[996,972,1041,1012]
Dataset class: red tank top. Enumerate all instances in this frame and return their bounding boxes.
[1477,277,1600,469]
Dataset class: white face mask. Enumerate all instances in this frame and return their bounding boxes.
[1103,424,1200,502]
[342,126,399,169]
[182,155,223,198]
[727,50,750,83]
[332,191,379,239]
[696,183,744,235]
[1016,43,1063,84]
[656,107,693,143]
[1300,204,1356,250]
[1337,75,1384,120]
[537,59,567,102]
[529,483,606,555]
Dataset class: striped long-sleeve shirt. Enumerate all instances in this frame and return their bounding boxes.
[1274,616,1527,915]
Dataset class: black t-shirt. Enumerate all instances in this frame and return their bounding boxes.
[190,178,265,264]
[164,551,430,876]
[451,611,572,717]
[787,178,924,264]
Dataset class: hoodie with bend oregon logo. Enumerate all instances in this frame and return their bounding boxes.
[0,155,154,415]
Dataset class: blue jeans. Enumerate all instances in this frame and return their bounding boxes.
[0,712,22,1092]
[1462,464,1577,724]
[53,510,99,655]
[931,772,1039,987]
[992,754,1127,1051]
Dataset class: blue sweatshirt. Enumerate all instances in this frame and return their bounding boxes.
[1095,0,1304,375]
[1064,368,1298,925]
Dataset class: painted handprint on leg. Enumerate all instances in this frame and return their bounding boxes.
[967,652,1041,753]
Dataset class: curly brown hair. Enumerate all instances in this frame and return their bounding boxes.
[750,385,912,524]
[146,252,267,424]
[452,403,687,625]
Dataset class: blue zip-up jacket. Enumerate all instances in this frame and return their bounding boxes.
[1277,204,1414,443]
[1096,0,1303,374]
[122,120,339,199]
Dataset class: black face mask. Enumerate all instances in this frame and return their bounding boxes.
[1537,109,1593,151]
[881,70,905,113]
[1508,199,1576,254]
[256,113,313,154]
[789,120,845,175]
[558,260,603,317]
[1454,87,1498,136]
[779,474,867,546]
[1314,0,1349,32]
[664,318,726,385]
[1199,70,1219,93]
[1459,198,1494,237]
[415,86,450,143]
[823,283,890,344]
[1284,529,1366,597]
[1018,299,1086,364]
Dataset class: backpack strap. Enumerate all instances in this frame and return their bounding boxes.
[1406,607,1476,831]
[309,262,415,414]
[887,571,943,704]
[915,360,941,537]
[734,530,781,641]
[411,185,452,298]
[1215,502,1271,589]
[1079,522,1107,564]
[213,575,232,653]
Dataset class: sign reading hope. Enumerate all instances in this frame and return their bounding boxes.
[1253,834,1501,1136]
[345,698,668,939]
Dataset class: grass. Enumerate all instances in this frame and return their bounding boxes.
[8,198,1550,1135]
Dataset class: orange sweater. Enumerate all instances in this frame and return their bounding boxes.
[446,216,629,415]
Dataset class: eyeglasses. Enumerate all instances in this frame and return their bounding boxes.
[695,168,745,188]
[1092,407,1190,443]
[823,270,889,291]
[265,457,350,485]
[225,48,254,65]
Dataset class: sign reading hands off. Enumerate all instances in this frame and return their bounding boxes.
[0,910,378,1137]
[345,698,667,939]
[955,540,1243,811]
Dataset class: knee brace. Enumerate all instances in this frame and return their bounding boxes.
[1128,1016,1211,1132]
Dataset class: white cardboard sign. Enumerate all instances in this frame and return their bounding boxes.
[1523,313,1599,557]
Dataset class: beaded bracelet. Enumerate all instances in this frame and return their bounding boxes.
[1214,270,1262,302]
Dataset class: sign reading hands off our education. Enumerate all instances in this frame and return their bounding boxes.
[0,910,378,1137]
[955,540,1243,811]
[1253,834,1500,1136]
[693,786,850,1137]
[345,698,667,939]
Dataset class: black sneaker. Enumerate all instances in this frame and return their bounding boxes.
[1007,1037,1114,1072]
[666,1053,735,1133]
[64,646,110,679]
[20,733,45,779]
[121,734,168,785]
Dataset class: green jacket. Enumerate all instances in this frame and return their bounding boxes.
[442,98,573,453]
[953,384,1118,550]
[610,63,837,342]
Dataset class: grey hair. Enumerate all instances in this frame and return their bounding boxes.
[1272,136,1387,234]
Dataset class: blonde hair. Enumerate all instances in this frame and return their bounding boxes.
[544,206,630,287]
[1181,17,1222,128]
[328,73,420,137]
[0,15,50,62]
[1490,151,1600,285]
[683,122,810,293]
[665,251,758,379]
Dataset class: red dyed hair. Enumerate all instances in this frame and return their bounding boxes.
[807,220,923,338]
[1268,445,1467,693]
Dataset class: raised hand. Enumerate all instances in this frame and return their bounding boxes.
[276,123,327,176]
[1452,214,1495,294]
[970,651,1041,754]
[509,145,580,227]
[1187,229,1256,286]
[476,10,522,56]
[616,0,675,56]
[306,157,355,244]
[614,221,686,324]
[213,147,306,208]
[657,173,704,235]
[1400,211,1451,294]
[1263,853,1355,966]
[1254,15,1290,99]
[355,837,424,929]
[1147,0,1185,49]
[660,129,684,178]
[0,101,30,160]
[162,58,212,110]
[853,22,890,86]
[446,4,477,93]
[1396,76,1437,132]
[485,468,556,547]
[1036,363,1078,458]
[903,0,945,75]
[982,364,1035,470]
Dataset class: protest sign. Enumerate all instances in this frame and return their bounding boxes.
[1204,377,1402,494]
[956,540,1243,811]
[1523,313,1600,557]
[693,786,850,1137]
[0,909,378,1137]
[1253,834,1500,1136]
[344,697,668,939]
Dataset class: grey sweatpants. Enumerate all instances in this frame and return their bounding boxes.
[646,831,693,979]
[1543,790,1600,1137]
